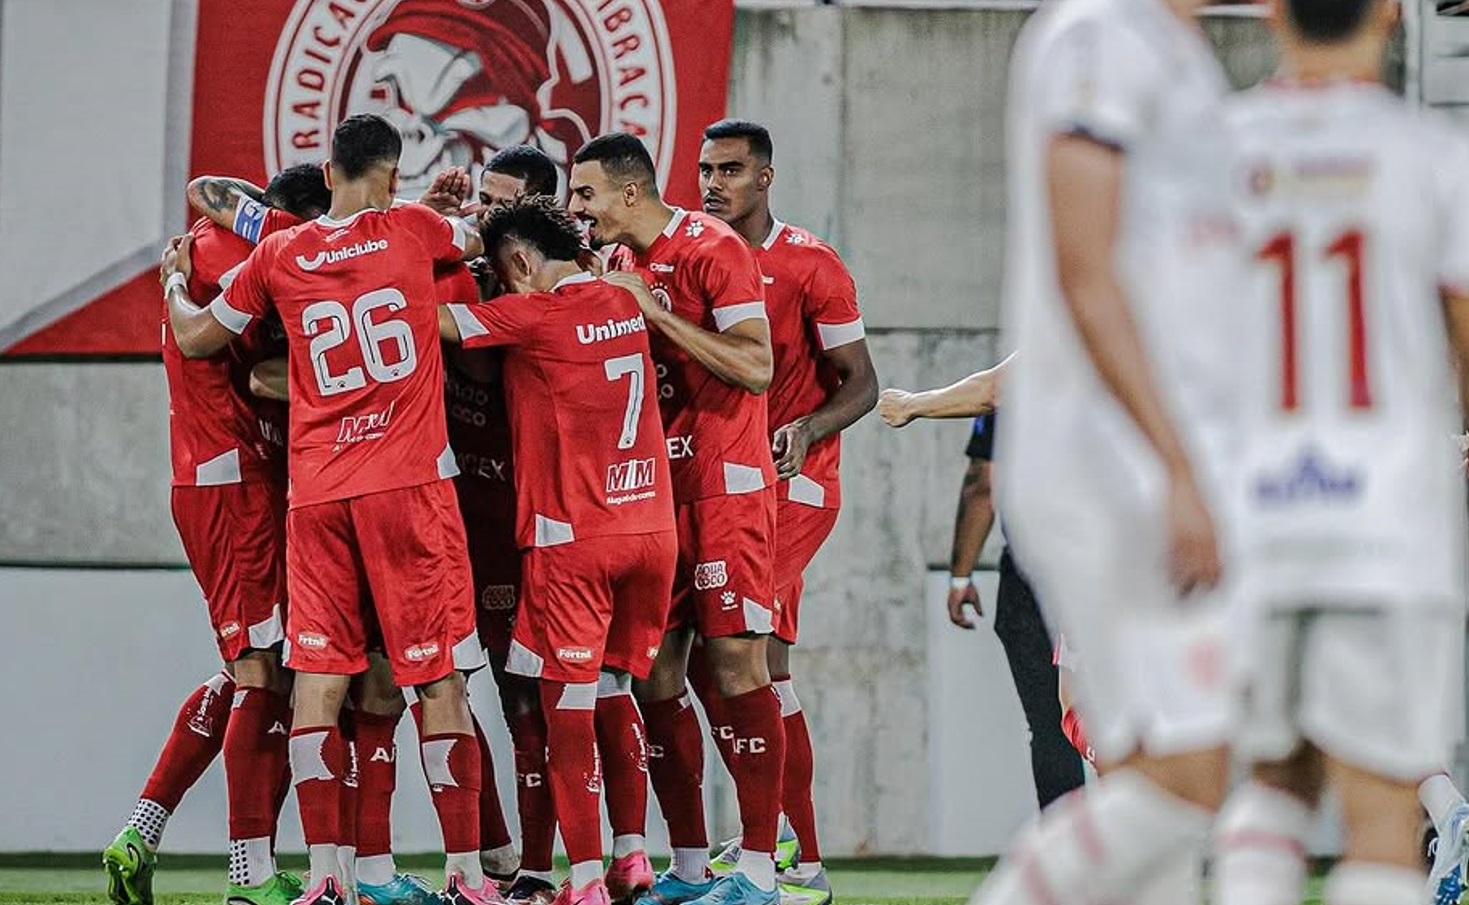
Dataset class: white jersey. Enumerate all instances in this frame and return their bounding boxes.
[1224,81,1469,609]
[996,0,1232,536]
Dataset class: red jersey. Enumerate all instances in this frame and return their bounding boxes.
[757,221,865,510]
[448,272,675,547]
[165,217,293,487]
[609,209,775,503]
[438,263,516,515]
[215,203,473,508]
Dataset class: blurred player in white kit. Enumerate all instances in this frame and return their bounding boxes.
[968,0,1244,903]
[1209,4,1469,905]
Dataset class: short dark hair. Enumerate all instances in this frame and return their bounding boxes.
[703,119,773,164]
[330,113,402,180]
[486,145,560,197]
[263,163,330,219]
[573,132,657,191]
[1285,0,1375,41]
[480,194,586,264]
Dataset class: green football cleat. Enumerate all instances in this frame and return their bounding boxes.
[710,822,800,878]
[775,867,831,905]
[103,827,157,905]
[226,871,305,905]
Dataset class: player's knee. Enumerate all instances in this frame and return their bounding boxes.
[1252,745,1326,809]
[231,649,283,691]
[706,634,771,697]
[766,638,792,677]
[415,668,467,703]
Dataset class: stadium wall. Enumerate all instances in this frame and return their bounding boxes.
[1,6,1361,856]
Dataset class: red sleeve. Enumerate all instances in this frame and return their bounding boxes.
[396,203,471,266]
[435,263,481,305]
[260,209,301,240]
[694,232,766,332]
[803,245,865,351]
[447,293,546,350]
[214,237,280,334]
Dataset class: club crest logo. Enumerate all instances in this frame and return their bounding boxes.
[265,0,677,197]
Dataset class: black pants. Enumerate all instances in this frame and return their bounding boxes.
[994,547,1086,809]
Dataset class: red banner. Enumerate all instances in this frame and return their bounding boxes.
[7,0,733,356]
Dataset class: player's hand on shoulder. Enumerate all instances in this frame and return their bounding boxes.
[772,418,814,480]
[160,233,194,286]
[1165,469,1222,597]
[877,388,918,428]
[578,247,605,278]
[602,271,661,319]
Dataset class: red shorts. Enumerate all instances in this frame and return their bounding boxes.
[456,480,521,661]
[772,501,840,644]
[284,480,481,687]
[507,531,676,683]
[172,482,287,662]
[668,491,777,639]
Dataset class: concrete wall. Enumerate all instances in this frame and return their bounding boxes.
[0,6,1299,855]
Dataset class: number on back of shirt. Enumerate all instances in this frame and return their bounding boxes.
[303,289,419,396]
[604,353,646,450]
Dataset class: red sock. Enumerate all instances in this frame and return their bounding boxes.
[289,726,346,846]
[507,698,556,873]
[471,713,513,852]
[722,685,786,854]
[687,647,736,775]
[539,681,603,867]
[641,692,708,849]
[223,687,291,841]
[141,672,235,810]
[774,677,821,862]
[594,684,648,839]
[420,732,481,855]
[1061,708,1095,764]
[337,712,359,850]
[351,710,401,858]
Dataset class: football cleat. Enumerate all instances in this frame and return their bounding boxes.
[553,879,614,905]
[710,825,799,878]
[684,875,778,905]
[504,876,558,905]
[631,870,717,905]
[774,867,831,905]
[103,826,157,905]
[605,851,655,904]
[227,871,305,905]
[290,876,346,905]
[442,872,509,905]
[356,872,439,905]
[1430,803,1469,905]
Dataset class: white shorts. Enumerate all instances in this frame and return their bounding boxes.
[1237,606,1463,781]
[1007,482,1239,764]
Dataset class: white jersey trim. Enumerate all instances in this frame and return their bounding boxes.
[786,474,826,508]
[194,448,243,486]
[712,301,767,332]
[742,598,775,635]
[209,295,253,335]
[506,639,545,678]
[449,216,473,252]
[661,208,689,237]
[535,514,576,547]
[553,271,597,291]
[555,682,599,712]
[452,630,486,672]
[723,462,767,495]
[247,604,285,650]
[761,219,787,250]
[447,304,489,341]
[816,317,866,350]
[436,444,460,479]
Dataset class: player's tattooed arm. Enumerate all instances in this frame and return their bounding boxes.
[160,235,234,359]
[876,355,1010,428]
[602,271,773,393]
[772,339,878,479]
[249,358,288,402]
[186,176,265,230]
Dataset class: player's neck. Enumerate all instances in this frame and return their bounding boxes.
[326,182,392,221]
[540,260,584,292]
[623,200,679,254]
[1280,36,1383,87]
[728,207,776,251]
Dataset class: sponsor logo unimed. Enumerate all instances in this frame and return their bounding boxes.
[577,313,646,345]
[296,238,389,271]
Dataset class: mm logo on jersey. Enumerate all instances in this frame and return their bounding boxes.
[264,0,676,200]
[693,561,728,591]
[1254,448,1362,507]
[336,402,396,445]
[296,239,389,272]
[607,457,656,494]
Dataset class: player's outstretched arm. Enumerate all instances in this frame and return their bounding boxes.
[186,176,264,231]
[161,235,235,359]
[603,271,773,393]
[1049,134,1219,594]
[249,358,288,401]
[772,339,878,479]
[877,355,1010,428]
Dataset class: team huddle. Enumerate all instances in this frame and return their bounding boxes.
[103,114,876,905]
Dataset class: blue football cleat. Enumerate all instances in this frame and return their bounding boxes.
[684,875,778,905]
[631,871,717,905]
